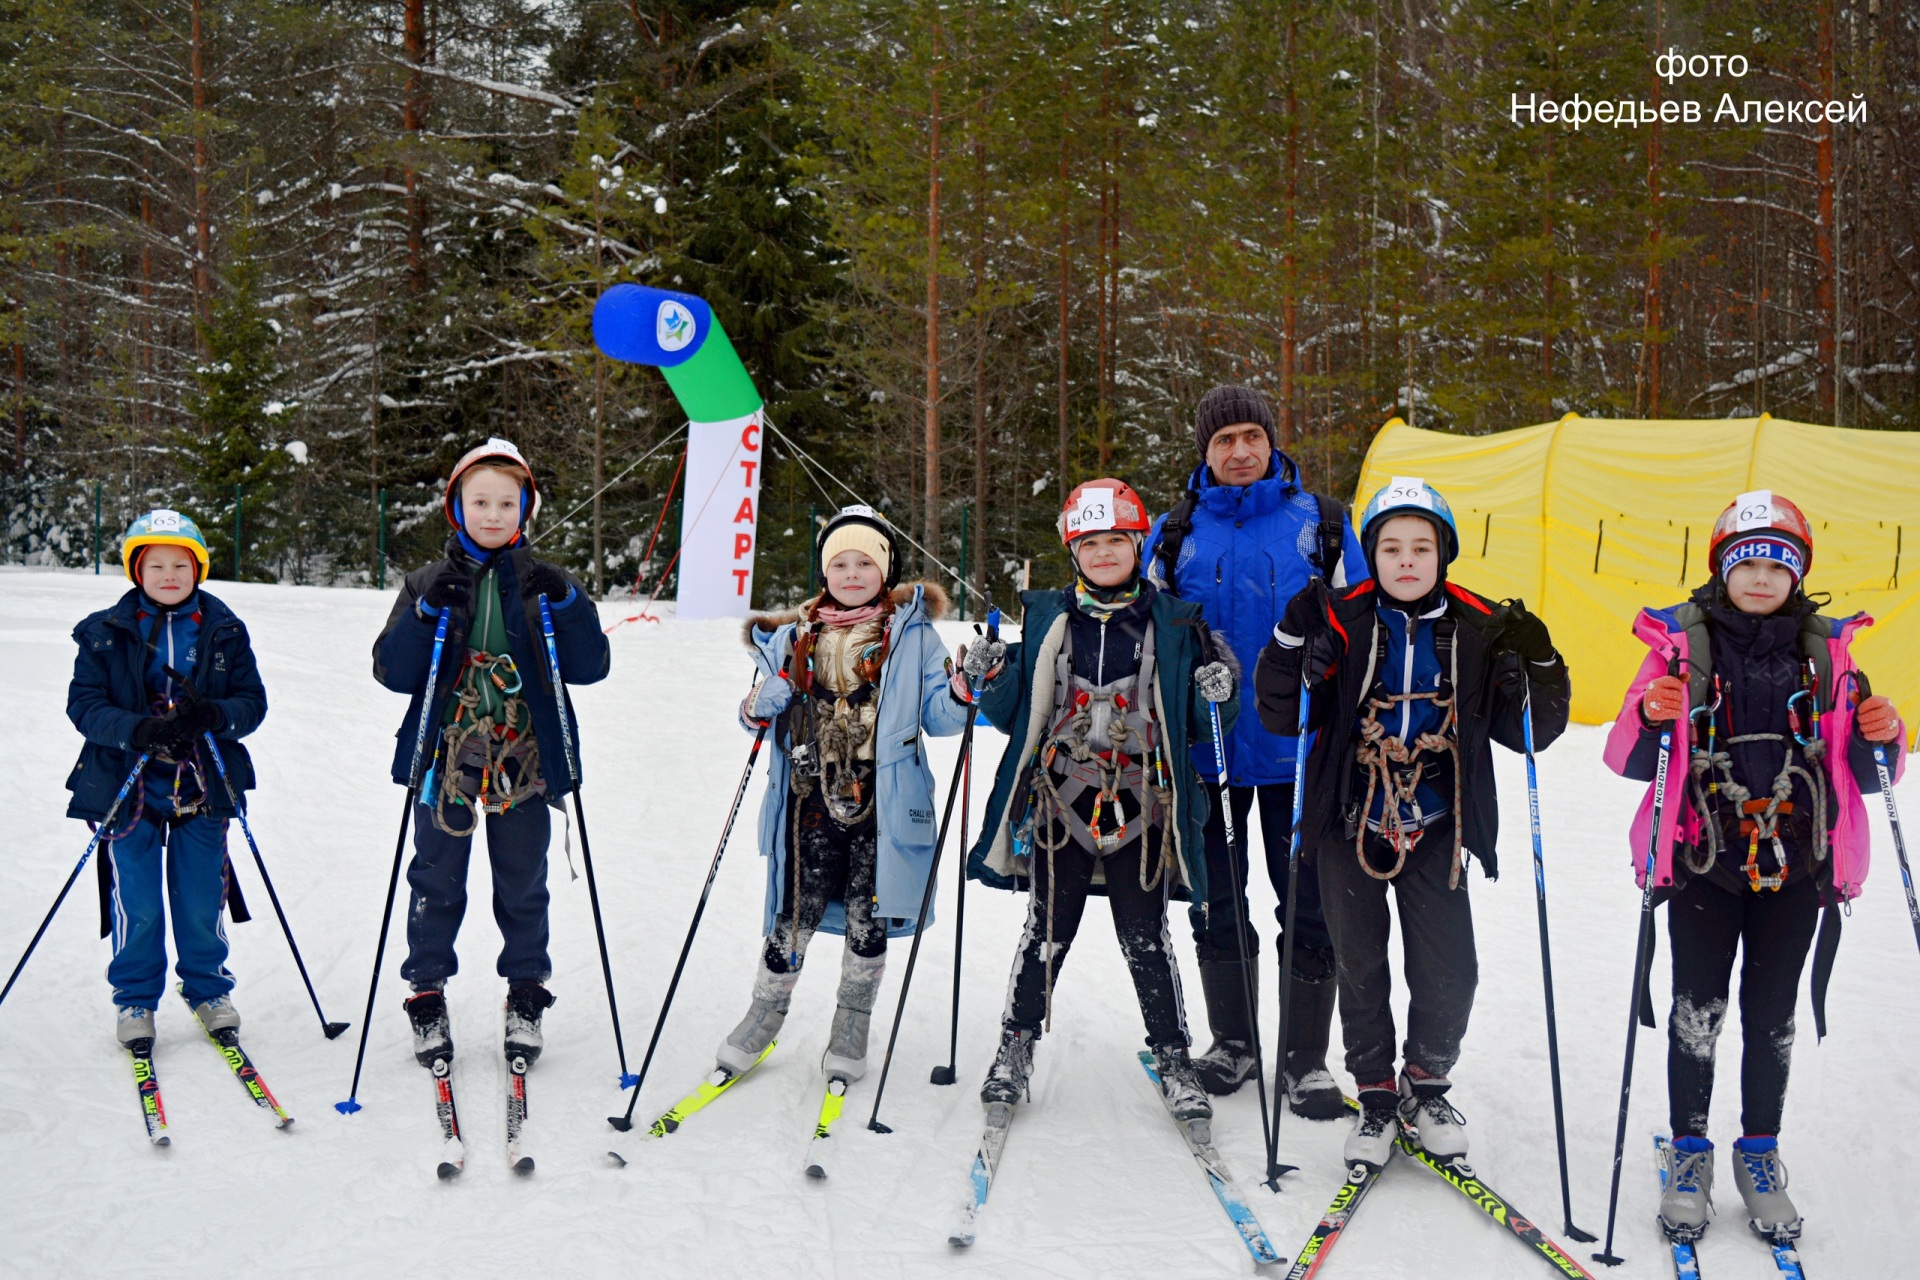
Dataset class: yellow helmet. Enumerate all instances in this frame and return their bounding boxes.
[121,509,211,583]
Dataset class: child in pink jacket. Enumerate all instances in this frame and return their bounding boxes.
[1604,491,1904,1247]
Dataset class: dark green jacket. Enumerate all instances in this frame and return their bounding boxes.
[965,587,1237,901]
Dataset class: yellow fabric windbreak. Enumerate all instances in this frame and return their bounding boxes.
[1356,414,1917,744]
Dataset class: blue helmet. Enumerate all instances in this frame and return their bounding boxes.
[1359,477,1459,565]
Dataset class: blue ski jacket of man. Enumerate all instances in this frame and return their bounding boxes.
[1142,450,1363,786]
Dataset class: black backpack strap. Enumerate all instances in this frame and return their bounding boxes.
[1155,490,1200,593]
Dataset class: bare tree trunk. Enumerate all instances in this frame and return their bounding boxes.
[924,13,944,571]
[404,0,429,295]
[972,125,989,618]
[1280,0,1298,446]
[1057,58,1071,502]
[191,0,213,351]
[593,187,607,595]
[1814,4,1837,418]
[1638,0,1664,418]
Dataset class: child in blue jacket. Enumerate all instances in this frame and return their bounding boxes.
[372,439,610,1072]
[66,510,267,1048]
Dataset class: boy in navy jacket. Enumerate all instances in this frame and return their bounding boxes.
[372,439,610,1072]
[67,510,267,1047]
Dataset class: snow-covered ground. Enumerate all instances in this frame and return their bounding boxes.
[3,566,1916,1279]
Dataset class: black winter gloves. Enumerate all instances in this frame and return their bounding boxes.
[1498,599,1556,664]
[131,716,170,752]
[1279,583,1343,682]
[423,562,474,614]
[519,559,572,603]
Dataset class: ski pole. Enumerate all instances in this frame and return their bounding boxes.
[1202,695,1288,1190]
[932,609,997,1087]
[538,594,637,1091]
[0,754,148,1013]
[1594,651,1681,1267]
[867,609,998,1133]
[198,727,350,1039]
[611,666,783,1131]
[1849,671,1919,956]
[1521,676,1595,1243]
[338,608,450,1115]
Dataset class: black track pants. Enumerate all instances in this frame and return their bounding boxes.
[1666,873,1819,1139]
[1189,782,1334,965]
[1316,822,1477,1085]
[1002,834,1188,1047]
[766,788,886,972]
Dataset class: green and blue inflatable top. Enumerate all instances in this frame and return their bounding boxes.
[591,284,763,422]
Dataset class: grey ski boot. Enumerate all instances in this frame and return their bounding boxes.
[821,949,885,1083]
[1732,1136,1801,1241]
[1191,957,1259,1096]
[980,1027,1038,1104]
[190,993,240,1034]
[718,955,804,1076]
[1659,1135,1716,1240]
[115,1005,156,1047]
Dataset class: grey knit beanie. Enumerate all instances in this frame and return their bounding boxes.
[1194,384,1276,456]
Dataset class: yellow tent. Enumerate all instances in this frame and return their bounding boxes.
[1355,414,1917,743]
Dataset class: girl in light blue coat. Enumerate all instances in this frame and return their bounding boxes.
[721,506,969,1085]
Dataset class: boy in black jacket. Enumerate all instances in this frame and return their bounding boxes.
[372,439,610,1071]
[67,509,266,1047]
[1254,479,1569,1167]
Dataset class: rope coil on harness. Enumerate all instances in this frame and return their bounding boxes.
[1352,679,1465,888]
[430,650,544,837]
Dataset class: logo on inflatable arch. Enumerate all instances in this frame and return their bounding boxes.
[657,300,695,352]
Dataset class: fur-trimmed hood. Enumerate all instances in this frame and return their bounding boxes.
[740,580,950,649]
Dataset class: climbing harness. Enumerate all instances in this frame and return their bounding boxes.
[431,652,544,837]
[782,608,893,964]
[1685,660,1831,892]
[1022,616,1176,1029]
[1351,617,1465,887]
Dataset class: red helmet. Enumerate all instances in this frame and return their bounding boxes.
[1058,477,1152,546]
[1708,490,1813,577]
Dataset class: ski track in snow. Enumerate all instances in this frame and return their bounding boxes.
[3,567,1916,1278]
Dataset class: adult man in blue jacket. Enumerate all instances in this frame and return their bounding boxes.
[1142,385,1362,1118]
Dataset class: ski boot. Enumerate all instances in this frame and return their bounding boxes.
[1397,1063,1468,1159]
[1191,957,1259,1096]
[717,955,804,1076]
[405,989,453,1067]
[1659,1135,1716,1240]
[115,1005,156,1047]
[821,950,885,1083]
[504,980,555,1064]
[1281,947,1347,1121]
[190,993,240,1033]
[1345,1080,1400,1167]
[1150,1043,1213,1123]
[1732,1135,1802,1241]
[980,1026,1038,1105]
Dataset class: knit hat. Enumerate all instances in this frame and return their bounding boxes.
[1718,531,1808,587]
[820,520,893,585]
[1194,384,1276,456]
